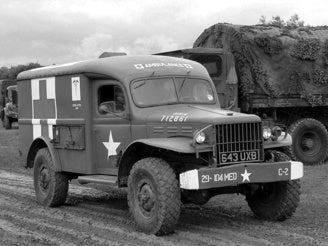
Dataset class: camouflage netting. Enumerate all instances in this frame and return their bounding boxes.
[194,23,328,106]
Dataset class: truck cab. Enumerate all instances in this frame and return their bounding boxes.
[17,55,303,235]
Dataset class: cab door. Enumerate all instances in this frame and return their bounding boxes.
[92,80,131,175]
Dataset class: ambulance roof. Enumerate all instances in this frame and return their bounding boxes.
[17,55,210,83]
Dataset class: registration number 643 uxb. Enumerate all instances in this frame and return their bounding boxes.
[220,150,259,163]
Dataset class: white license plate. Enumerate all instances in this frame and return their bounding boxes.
[220,150,259,163]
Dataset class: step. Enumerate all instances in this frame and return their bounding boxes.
[78,175,118,185]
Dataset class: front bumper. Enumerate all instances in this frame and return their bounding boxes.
[7,112,18,119]
[180,161,303,190]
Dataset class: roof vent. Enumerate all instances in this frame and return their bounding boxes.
[99,52,127,58]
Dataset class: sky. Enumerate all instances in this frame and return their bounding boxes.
[1,0,328,67]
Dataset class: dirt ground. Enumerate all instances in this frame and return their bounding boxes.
[0,124,328,246]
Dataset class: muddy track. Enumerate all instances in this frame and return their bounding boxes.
[0,169,327,246]
[1,128,328,245]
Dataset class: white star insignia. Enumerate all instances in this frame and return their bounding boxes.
[241,169,251,182]
[102,131,121,157]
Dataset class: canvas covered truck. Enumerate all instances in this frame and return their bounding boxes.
[17,55,303,235]
[157,23,328,165]
[0,80,18,129]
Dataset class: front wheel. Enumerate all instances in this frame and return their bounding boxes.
[246,181,300,221]
[246,150,300,220]
[34,148,68,207]
[3,115,11,129]
[127,157,180,235]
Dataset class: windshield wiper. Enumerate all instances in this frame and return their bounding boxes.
[133,71,155,90]
[178,71,191,93]
[134,81,146,90]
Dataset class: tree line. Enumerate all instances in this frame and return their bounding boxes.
[259,14,306,28]
[0,63,42,80]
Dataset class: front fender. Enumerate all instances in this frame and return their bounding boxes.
[264,133,292,149]
[117,137,196,187]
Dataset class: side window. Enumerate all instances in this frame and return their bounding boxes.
[98,85,126,115]
[190,55,223,77]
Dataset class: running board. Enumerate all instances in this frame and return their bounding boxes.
[78,175,118,185]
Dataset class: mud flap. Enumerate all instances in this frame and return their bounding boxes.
[180,161,303,190]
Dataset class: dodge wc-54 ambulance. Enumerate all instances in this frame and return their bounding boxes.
[17,55,303,235]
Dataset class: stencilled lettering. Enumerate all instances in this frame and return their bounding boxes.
[161,112,188,123]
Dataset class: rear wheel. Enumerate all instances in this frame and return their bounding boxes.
[3,115,11,129]
[246,151,300,220]
[286,118,328,165]
[127,157,180,235]
[34,148,68,207]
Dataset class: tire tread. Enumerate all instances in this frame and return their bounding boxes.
[127,157,180,235]
[285,118,328,165]
[34,148,68,207]
[246,151,301,221]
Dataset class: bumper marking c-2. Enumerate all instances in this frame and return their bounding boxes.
[179,161,303,190]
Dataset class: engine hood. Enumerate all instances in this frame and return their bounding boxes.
[144,104,260,125]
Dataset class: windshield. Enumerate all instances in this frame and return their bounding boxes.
[131,77,216,107]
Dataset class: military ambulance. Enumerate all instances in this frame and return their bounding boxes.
[0,79,18,129]
[17,55,303,235]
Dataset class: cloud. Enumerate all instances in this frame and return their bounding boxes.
[1,0,328,67]
[129,35,180,55]
[0,0,205,66]
[73,33,180,59]
[75,33,114,59]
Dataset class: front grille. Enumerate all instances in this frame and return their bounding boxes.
[216,122,263,164]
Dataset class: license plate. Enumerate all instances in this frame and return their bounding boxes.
[220,150,259,164]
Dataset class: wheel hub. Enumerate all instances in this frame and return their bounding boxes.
[138,184,155,213]
[301,138,314,149]
[39,166,50,192]
[300,131,321,155]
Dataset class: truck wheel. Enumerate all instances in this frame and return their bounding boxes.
[127,157,180,235]
[286,118,328,165]
[3,115,11,129]
[34,148,68,207]
[246,151,300,221]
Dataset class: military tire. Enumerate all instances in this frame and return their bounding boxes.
[127,157,180,235]
[34,148,68,207]
[286,118,328,165]
[246,151,300,221]
[3,115,11,129]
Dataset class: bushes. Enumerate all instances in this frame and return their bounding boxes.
[0,63,42,80]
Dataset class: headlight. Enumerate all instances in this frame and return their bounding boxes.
[195,131,206,144]
[263,126,272,140]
